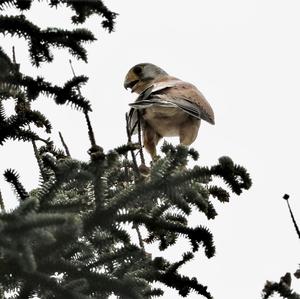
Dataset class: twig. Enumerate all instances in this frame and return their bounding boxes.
[125,113,139,178]
[27,123,48,181]
[137,111,145,165]
[283,194,300,239]
[0,189,6,212]
[59,131,71,157]
[31,137,47,182]
[12,46,20,72]
[135,147,143,157]
[125,114,145,248]
[84,111,96,147]
[12,46,16,64]
[69,59,97,148]
[14,46,46,182]
[133,224,145,250]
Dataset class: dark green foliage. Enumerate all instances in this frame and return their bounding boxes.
[1,141,251,297]
[262,272,300,299]
[0,0,117,31]
[0,1,252,298]
[0,46,18,78]
[0,0,117,63]
[0,15,95,66]
[59,0,117,30]
[0,0,32,11]
[210,156,252,195]
[3,168,29,201]
[0,44,90,145]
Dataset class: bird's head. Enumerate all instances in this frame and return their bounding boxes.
[124,63,168,94]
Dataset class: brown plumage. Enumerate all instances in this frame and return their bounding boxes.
[124,63,215,159]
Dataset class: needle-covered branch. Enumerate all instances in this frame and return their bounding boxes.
[3,168,29,201]
[0,15,95,66]
[262,272,300,299]
[1,71,91,110]
[116,212,215,257]
[0,1,252,298]
[0,0,117,32]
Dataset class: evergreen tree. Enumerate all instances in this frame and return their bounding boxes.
[0,1,252,298]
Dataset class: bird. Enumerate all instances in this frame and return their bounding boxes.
[124,63,215,159]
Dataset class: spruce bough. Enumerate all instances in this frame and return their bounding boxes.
[0,1,251,298]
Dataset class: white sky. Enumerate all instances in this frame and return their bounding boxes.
[1,1,300,298]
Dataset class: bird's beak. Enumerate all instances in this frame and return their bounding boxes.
[124,71,140,92]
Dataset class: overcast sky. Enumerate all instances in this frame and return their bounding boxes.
[1,1,300,298]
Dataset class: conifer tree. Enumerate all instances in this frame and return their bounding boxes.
[0,1,252,298]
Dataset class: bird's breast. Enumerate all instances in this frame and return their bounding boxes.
[143,106,189,137]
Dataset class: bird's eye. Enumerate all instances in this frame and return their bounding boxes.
[133,65,143,75]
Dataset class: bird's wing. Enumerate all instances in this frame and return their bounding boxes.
[154,81,215,124]
[158,97,203,120]
[135,78,181,101]
[129,99,177,109]
[127,78,214,135]
[127,100,176,135]
[130,79,214,124]
[129,96,204,120]
[127,108,143,136]
[127,80,180,135]
[150,78,182,93]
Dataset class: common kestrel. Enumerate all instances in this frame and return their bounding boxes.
[124,63,214,159]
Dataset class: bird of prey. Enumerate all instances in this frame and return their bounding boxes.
[124,63,215,159]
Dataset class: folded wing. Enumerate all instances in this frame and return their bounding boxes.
[128,78,214,135]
